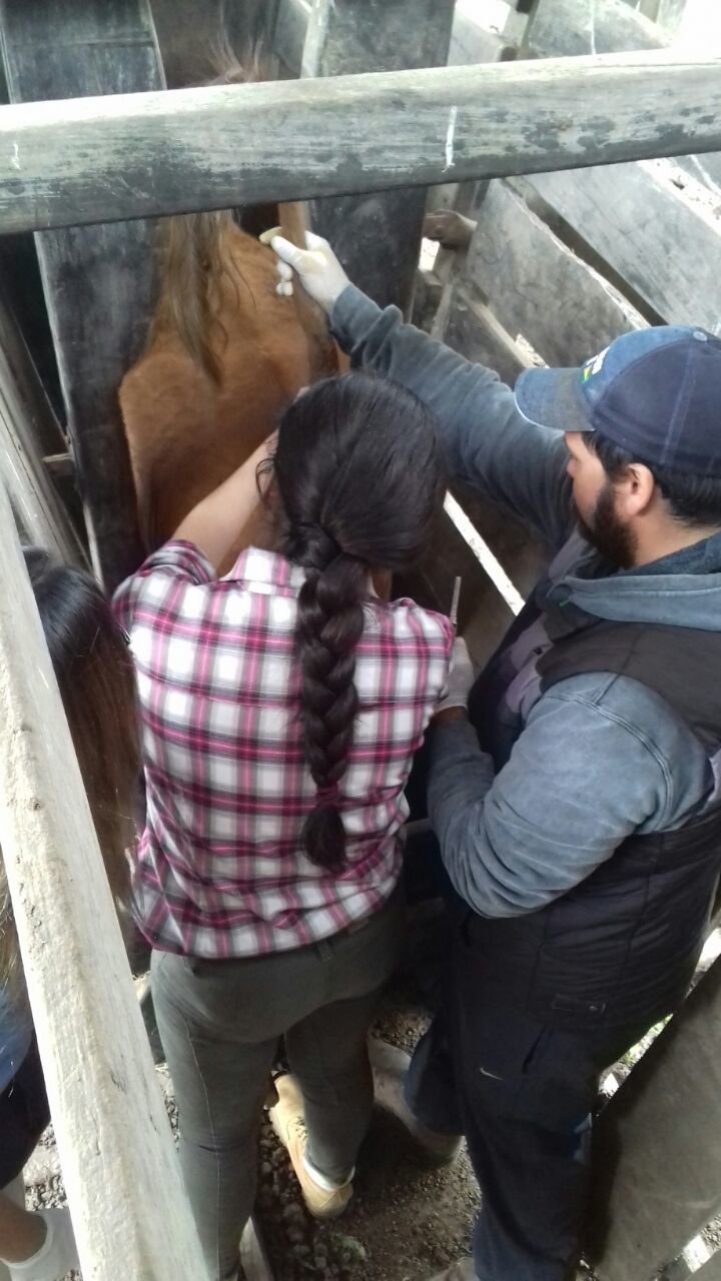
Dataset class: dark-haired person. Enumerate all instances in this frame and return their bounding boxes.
[113,372,453,1281]
[0,550,138,1281]
[272,233,721,1281]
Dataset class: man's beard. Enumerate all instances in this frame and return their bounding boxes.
[576,481,637,569]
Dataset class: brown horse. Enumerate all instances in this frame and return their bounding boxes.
[119,60,341,556]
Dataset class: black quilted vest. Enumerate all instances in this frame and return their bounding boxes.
[464,612,721,1031]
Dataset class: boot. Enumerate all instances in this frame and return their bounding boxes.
[269,1075,353,1219]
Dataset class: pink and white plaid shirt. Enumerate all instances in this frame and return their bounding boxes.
[114,541,452,958]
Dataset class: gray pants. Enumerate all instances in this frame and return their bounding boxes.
[152,890,403,1281]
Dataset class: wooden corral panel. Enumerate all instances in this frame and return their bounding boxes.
[0,54,719,237]
[527,159,721,330]
[442,280,532,388]
[0,0,162,590]
[0,276,82,562]
[523,0,721,192]
[523,0,666,55]
[466,179,647,367]
[303,0,456,314]
[591,957,721,1281]
[275,0,517,77]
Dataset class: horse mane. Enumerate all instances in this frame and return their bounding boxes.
[148,43,305,384]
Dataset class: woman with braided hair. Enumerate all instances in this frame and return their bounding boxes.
[114,371,454,1281]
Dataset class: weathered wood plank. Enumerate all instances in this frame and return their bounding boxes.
[528,159,721,330]
[0,478,208,1281]
[466,179,646,366]
[443,278,532,387]
[274,0,513,77]
[523,0,665,56]
[0,276,83,561]
[0,52,718,235]
[0,0,160,590]
[590,957,721,1281]
[523,0,721,191]
[304,0,456,314]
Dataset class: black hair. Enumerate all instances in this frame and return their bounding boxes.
[587,431,721,529]
[272,372,444,872]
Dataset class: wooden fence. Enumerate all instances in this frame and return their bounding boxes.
[0,0,720,1278]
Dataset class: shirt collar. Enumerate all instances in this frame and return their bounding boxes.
[225,546,307,592]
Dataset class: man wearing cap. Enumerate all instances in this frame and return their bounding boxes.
[272,233,721,1281]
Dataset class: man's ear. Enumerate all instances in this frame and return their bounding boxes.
[618,462,656,518]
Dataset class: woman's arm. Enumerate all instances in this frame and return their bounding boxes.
[173,435,275,573]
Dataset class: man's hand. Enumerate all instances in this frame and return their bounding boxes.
[434,636,474,719]
[423,210,477,251]
[270,230,350,314]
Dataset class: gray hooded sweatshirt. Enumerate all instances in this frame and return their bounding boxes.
[330,285,721,922]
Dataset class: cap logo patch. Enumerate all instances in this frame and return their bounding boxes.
[581,346,608,382]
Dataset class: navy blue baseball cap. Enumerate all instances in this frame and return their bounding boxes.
[514,325,721,476]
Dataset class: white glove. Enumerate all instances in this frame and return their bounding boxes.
[270,230,350,314]
[436,637,474,714]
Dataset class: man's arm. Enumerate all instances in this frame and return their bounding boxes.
[427,684,685,918]
[272,233,574,552]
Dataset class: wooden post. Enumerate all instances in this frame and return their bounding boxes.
[0,0,160,591]
[0,475,209,1281]
[302,0,456,313]
[0,275,84,561]
[0,52,718,235]
[589,957,721,1281]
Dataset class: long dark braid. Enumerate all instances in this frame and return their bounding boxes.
[295,542,366,868]
[273,372,445,872]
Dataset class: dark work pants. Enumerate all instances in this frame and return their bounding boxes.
[405,915,650,1281]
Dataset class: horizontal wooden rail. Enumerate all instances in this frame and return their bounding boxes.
[0,50,719,233]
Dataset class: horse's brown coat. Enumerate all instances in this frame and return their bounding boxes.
[119,213,340,555]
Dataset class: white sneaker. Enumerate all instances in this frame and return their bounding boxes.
[369,1038,462,1164]
[6,1207,79,1281]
